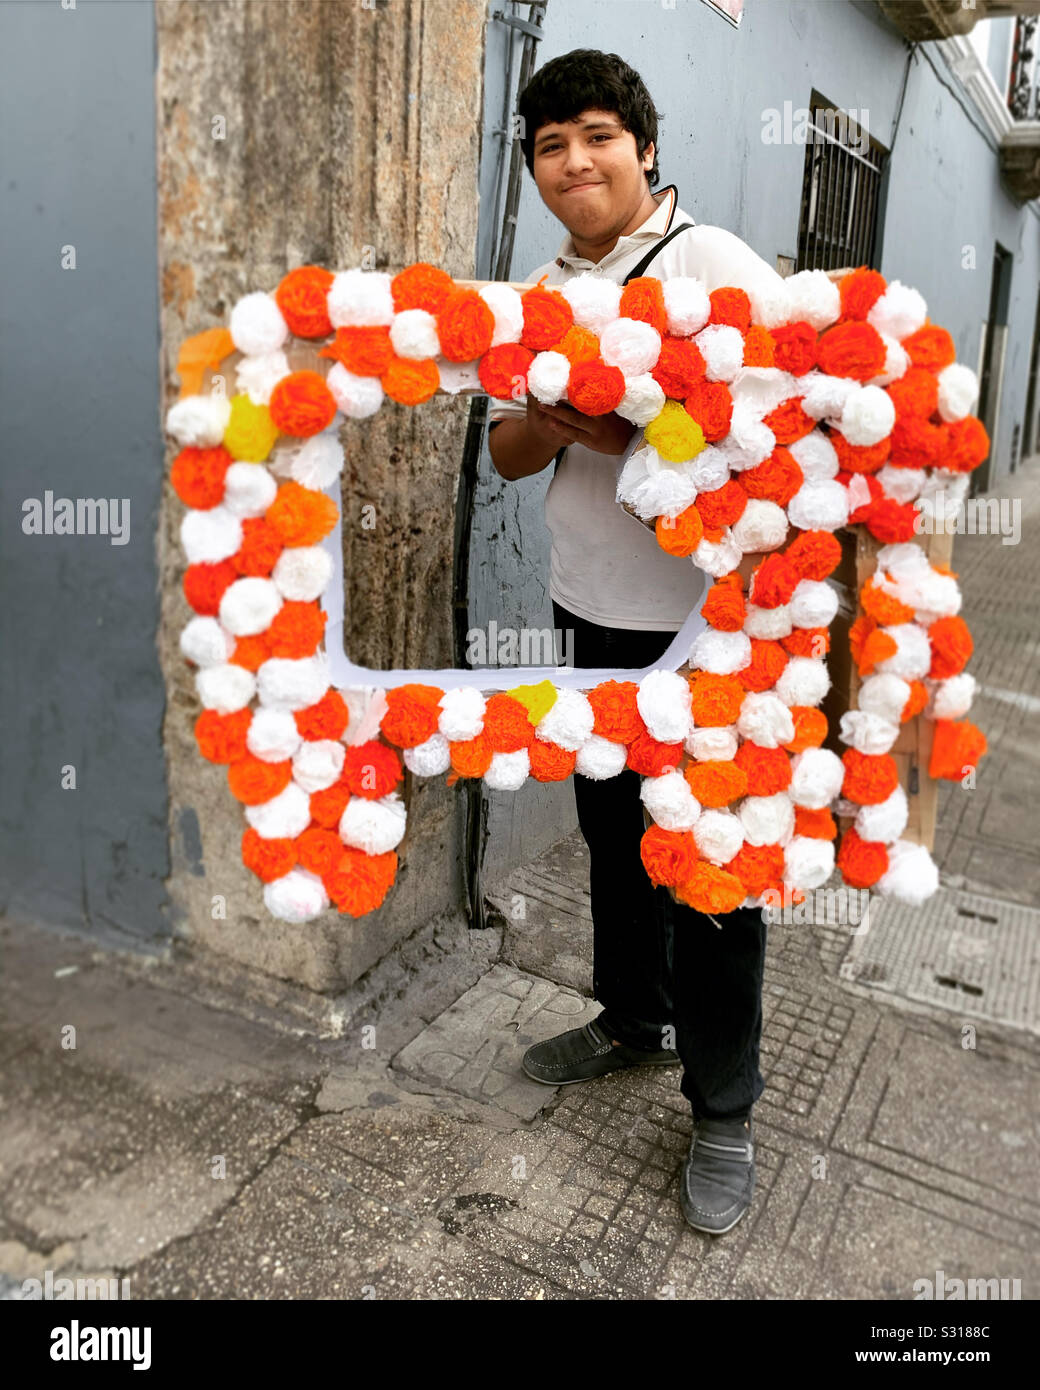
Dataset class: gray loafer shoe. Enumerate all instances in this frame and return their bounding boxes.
[521,1016,680,1085]
[680,1115,755,1235]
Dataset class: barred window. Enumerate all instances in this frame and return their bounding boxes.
[796,94,888,272]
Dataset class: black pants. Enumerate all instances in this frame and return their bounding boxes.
[552,599,768,1122]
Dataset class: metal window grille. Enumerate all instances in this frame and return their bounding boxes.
[796,96,887,272]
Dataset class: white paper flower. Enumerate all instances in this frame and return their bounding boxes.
[327,268,395,328]
[326,362,385,419]
[867,280,927,341]
[662,276,711,336]
[166,394,232,448]
[689,628,752,676]
[484,749,531,790]
[230,291,289,356]
[527,351,571,405]
[390,307,440,359]
[560,272,623,334]
[247,707,303,763]
[789,747,844,809]
[236,350,292,406]
[339,792,407,853]
[180,505,242,564]
[293,738,346,793]
[636,669,692,743]
[536,688,594,751]
[694,323,744,382]
[438,687,486,741]
[180,616,234,668]
[640,769,701,832]
[600,317,661,374]
[222,461,278,518]
[404,732,452,777]
[196,663,256,714]
[256,655,330,712]
[478,283,524,345]
[264,868,328,923]
[737,692,794,749]
[575,734,628,780]
[219,577,283,637]
[290,434,345,490]
[616,373,667,427]
[271,546,333,603]
[877,839,939,904]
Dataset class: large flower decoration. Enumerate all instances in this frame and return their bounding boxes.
[165,259,988,923]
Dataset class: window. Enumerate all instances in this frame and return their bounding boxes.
[796,93,888,272]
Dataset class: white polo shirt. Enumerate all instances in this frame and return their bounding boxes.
[488,183,788,631]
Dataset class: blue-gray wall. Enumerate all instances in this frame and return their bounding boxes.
[471,0,1040,885]
[0,0,169,947]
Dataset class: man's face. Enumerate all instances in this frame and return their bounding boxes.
[530,107,654,239]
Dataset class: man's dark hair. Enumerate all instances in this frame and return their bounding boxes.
[518,49,661,189]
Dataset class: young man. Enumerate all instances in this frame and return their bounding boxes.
[486,50,788,1235]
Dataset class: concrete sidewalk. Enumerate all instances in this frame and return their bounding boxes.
[2,468,1038,1301]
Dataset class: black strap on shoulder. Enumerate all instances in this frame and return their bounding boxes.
[622,220,695,285]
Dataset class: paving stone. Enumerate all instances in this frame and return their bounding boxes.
[392,963,599,1120]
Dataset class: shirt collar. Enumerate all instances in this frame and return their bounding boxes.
[554,184,679,268]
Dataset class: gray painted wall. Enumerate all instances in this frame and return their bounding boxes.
[471,0,1040,886]
[0,0,169,947]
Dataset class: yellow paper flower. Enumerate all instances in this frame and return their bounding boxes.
[507,678,558,725]
[644,400,705,463]
[223,393,279,462]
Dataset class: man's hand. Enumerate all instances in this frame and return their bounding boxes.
[529,399,637,457]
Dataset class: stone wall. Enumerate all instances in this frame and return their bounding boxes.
[157,0,486,989]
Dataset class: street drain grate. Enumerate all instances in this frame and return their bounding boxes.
[839,888,1040,1033]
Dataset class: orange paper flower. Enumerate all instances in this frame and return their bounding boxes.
[325,846,398,917]
[784,706,828,752]
[528,739,577,781]
[391,262,454,314]
[688,672,745,726]
[184,559,237,615]
[928,615,973,678]
[738,639,789,693]
[656,505,704,557]
[588,681,645,743]
[195,707,252,764]
[171,446,231,510]
[437,288,495,362]
[837,827,888,888]
[295,689,350,742]
[929,718,987,779]
[228,755,293,806]
[268,370,337,436]
[266,480,339,546]
[674,861,747,914]
[381,683,443,748]
[381,354,440,405]
[684,759,748,807]
[342,741,403,798]
[841,748,899,805]
[275,265,334,339]
[319,325,393,376]
[241,828,297,882]
[684,379,733,441]
[640,824,698,887]
[619,276,667,333]
[708,286,751,333]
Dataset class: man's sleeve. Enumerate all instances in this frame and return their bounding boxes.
[675,225,787,309]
